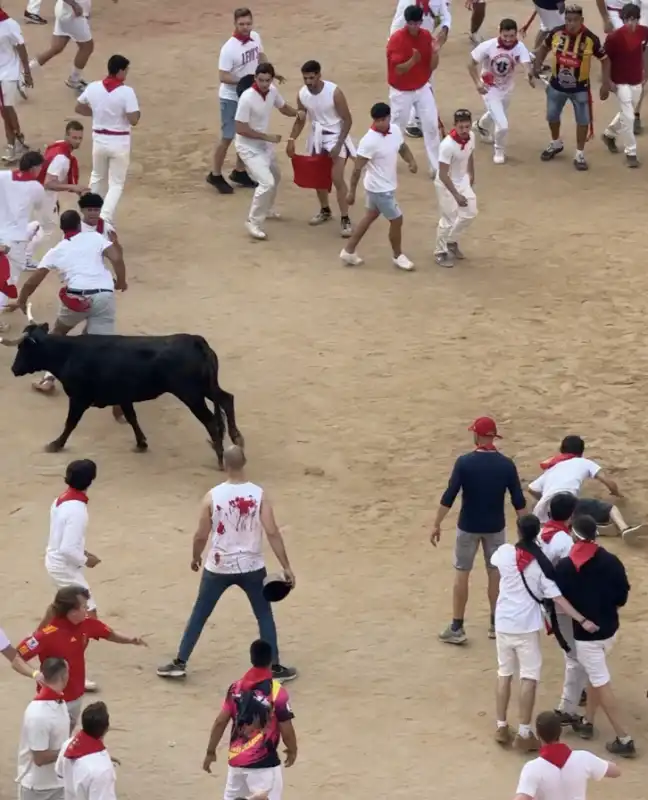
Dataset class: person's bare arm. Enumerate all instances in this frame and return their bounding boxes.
[347,155,369,198]
[32,749,60,767]
[287,97,308,143]
[202,709,231,773]
[513,795,533,800]
[605,762,621,778]
[126,110,140,126]
[394,50,420,74]
[595,470,621,497]
[218,69,238,86]
[468,152,475,186]
[331,88,352,156]
[235,121,278,142]
[16,44,32,86]
[44,175,83,194]
[191,492,213,571]
[279,719,298,766]
[532,42,550,74]
[74,101,93,117]
[103,244,127,291]
[596,0,612,30]
[278,103,302,118]
[468,58,485,92]
[17,268,49,310]
[438,161,464,201]
[260,495,295,584]
[1,644,42,680]
[105,631,148,645]
[430,43,439,73]
[398,142,417,173]
[554,595,598,630]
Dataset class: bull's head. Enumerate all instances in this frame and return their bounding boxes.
[0,303,51,376]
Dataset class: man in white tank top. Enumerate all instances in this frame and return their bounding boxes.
[286,60,355,238]
[157,445,297,682]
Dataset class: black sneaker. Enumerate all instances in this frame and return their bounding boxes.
[634,114,642,135]
[541,142,564,161]
[229,169,257,188]
[156,659,187,678]
[554,709,580,726]
[405,125,423,139]
[602,133,619,153]
[206,172,234,194]
[606,737,637,758]
[626,154,640,168]
[579,690,587,707]
[571,717,594,739]
[272,664,298,683]
[573,155,589,171]
[24,10,47,23]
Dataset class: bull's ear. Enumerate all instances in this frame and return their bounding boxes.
[41,323,50,333]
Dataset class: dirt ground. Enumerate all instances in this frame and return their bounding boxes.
[2,0,648,797]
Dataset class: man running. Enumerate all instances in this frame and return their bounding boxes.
[0,4,32,163]
[286,59,354,237]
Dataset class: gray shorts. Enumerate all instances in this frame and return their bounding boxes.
[454,528,506,571]
[574,497,613,525]
[220,98,238,140]
[58,291,116,334]
[365,190,402,221]
[20,788,64,800]
[67,697,82,729]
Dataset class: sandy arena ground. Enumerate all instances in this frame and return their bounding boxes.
[2,0,648,797]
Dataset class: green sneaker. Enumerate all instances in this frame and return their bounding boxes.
[438,625,467,645]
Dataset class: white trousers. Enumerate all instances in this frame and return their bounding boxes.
[434,178,478,253]
[406,76,436,126]
[89,141,131,224]
[47,565,96,611]
[556,613,587,715]
[605,84,643,155]
[237,147,281,226]
[5,240,27,284]
[479,92,512,151]
[223,766,283,800]
[25,198,59,264]
[26,0,43,14]
[389,85,440,173]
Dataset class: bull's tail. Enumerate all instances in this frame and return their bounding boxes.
[200,339,242,445]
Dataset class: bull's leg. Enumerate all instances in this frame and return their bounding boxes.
[45,397,90,453]
[215,389,244,447]
[179,395,225,469]
[119,403,148,451]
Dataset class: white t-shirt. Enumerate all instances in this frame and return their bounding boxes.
[537,529,573,564]
[529,457,601,522]
[516,750,609,800]
[204,481,265,575]
[470,38,531,95]
[77,81,139,148]
[0,17,23,82]
[490,543,562,634]
[356,124,403,193]
[81,219,116,240]
[44,154,70,207]
[40,231,114,291]
[55,0,91,20]
[435,132,475,187]
[234,85,285,154]
[56,742,117,800]
[17,699,70,790]
[218,31,264,102]
[0,171,45,242]
[46,495,89,574]
[0,625,10,650]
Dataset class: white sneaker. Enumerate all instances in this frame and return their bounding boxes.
[1,145,16,163]
[392,253,415,271]
[340,248,363,266]
[245,220,267,240]
[622,523,648,544]
[84,679,99,693]
[472,120,493,145]
[493,149,506,165]
[266,209,281,220]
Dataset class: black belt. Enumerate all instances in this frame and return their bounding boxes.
[66,288,113,296]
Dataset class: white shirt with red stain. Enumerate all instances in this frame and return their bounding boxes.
[205,481,264,575]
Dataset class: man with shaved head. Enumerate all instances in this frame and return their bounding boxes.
[157,446,297,682]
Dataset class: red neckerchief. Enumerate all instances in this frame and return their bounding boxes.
[516,546,535,572]
[540,452,577,471]
[497,36,517,50]
[63,230,81,241]
[239,666,273,690]
[34,686,65,703]
[475,444,498,452]
[38,141,79,186]
[102,76,124,93]
[0,253,17,300]
[0,9,9,21]
[569,541,598,571]
[416,0,432,14]
[12,171,38,182]
[540,742,572,768]
[371,124,390,136]
[96,218,105,234]
[232,30,252,44]
[541,520,570,544]
[56,487,89,506]
[252,82,269,100]
[449,129,470,149]
[64,731,106,760]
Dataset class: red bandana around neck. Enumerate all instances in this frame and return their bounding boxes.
[12,170,38,182]
[252,82,269,99]
[540,452,577,471]
[63,230,82,241]
[232,30,252,43]
[38,141,79,186]
[65,731,106,760]
[56,487,89,506]
[239,666,273,690]
[0,9,9,21]
[102,76,124,93]
[449,129,470,149]
[371,124,391,136]
[541,520,570,544]
[540,742,572,769]
[35,685,65,703]
[515,546,535,572]
[569,541,598,571]
[497,36,517,50]
[416,0,432,14]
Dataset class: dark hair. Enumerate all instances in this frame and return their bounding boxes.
[255,62,275,78]
[78,192,104,210]
[549,492,577,523]
[565,3,584,14]
[517,513,541,543]
[51,585,90,617]
[499,17,517,31]
[301,59,321,74]
[237,690,271,729]
[404,4,424,22]
[560,435,585,456]
[65,120,84,133]
[65,459,97,491]
[250,639,273,668]
[234,6,252,20]
[572,514,598,541]
[82,701,110,739]
[237,74,256,97]
[60,209,82,234]
[19,151,44,171]
[621,1,640,17]
[41,657,68,683]
[370,102,391,120]
[454,108,472,123]
[536,710,562,744]
[515,514,555,578]
[107,54,129,76]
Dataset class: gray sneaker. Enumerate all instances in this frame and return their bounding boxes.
[448,242,465,260]
[435,252,455,269]
[626,154,640,168]
[602,133,619,153]
[634,115,642,135]
[438,624,467,645]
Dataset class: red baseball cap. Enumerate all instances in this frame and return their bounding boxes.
[468,416,502,438]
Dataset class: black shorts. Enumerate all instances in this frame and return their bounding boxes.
[574,497,613,525]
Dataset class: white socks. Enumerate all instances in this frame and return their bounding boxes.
[518,723,532,738]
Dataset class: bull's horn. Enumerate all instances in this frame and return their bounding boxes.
[26,302,36,324]
[0,333,26,347]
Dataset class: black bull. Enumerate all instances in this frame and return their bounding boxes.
[1,319,244,467]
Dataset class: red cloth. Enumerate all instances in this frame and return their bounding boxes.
[232,30,252,44]
[497,36,517,50]
[59,288,91,312]
[17,616,113,702]
[252,82,269,100]
[12,171,38,182]
[540,452,577,471]
[0,253,17,299]
[605,25,648,85]
[569,541,598,571]
[102,76,124,93]
[482,72,495,86]
[37,141,79,186]
[541,520,570,544]
[291,154,333,191]
[34,686,65,702]
[387,27,434,91]
[96,218,105,234]
[65,731,106,760]
[0,9,9,20]
[56,488,89,506]
[416,0,432,14]
[370,124,391,136]
[516,547,535,572]
[449,129,470,149]
[540,743,572,768]
[239,666,273,691]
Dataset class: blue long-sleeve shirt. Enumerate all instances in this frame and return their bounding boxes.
[440,450,526,534]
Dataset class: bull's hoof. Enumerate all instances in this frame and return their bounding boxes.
[135,441,148,452]
[45,441,64,453]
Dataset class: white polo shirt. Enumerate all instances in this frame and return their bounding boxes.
[218,32,264,102]
[56,739,117,800]
[516,750,609,800]
[0,625,10,650]
[46,494,89,574]
[529,458,601,522]
[356,124,403,194]
[204,481,265,575]
[0,16,23,82]
[40,231,114,291]
[0,171,46,242]
[17,698,70,790]
[490,543,562,634]
[77,81,139,149]
[435,132,475,188]
[234,85,285,155]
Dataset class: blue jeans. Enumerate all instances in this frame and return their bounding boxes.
[177,567,279,664]
[545,84,590,126]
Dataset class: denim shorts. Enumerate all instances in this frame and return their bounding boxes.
[365,190,401,220]
[220,98,238,140]
[546,84,590,126]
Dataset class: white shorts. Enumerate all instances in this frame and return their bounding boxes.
[575,635,616,688]
[496,630,543,681]
[0,80,20,108]
[318,132,352,159]
[47,567,96,611]
[534,5,565,31]
[223,766,283,800]
[53,14,92,42]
